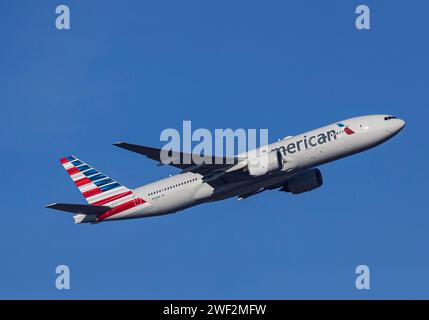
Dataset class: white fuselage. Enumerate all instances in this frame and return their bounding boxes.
[104,115,405,221]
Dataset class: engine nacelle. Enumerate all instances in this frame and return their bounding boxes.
[247,150,283,177]
[281,169,323,194]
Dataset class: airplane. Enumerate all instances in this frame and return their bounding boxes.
[46,114,405,224]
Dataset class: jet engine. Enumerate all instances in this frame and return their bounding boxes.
[281,168,323,194]
[247,150,283,177]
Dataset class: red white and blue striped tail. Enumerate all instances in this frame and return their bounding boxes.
[59,155,133,206]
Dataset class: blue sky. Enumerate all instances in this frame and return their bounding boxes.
[0,0,428,299]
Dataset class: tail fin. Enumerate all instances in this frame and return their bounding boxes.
[59,156,132,206]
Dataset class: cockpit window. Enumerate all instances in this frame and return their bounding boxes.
[384,116,397,121]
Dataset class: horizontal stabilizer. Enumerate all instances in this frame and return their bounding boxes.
[46,203,111,215]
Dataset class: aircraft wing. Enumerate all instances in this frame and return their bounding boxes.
[113,141,246,175]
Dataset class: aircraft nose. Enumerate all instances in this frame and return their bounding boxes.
[394,118,406,132]
[387,118,406,134]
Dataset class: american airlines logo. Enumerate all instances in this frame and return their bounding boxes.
[337,123,355,135]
